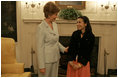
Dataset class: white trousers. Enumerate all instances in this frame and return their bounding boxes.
[38,61,59,77]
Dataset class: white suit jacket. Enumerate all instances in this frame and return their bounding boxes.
[36,20,65,69]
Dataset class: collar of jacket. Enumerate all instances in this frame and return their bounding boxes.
[77,30,92,39]
[43,20,57,35]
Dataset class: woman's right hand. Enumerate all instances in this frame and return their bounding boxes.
[69,61,82,70]
[69,61,74,67]
[40,68,46,74]
[69,61,77,70]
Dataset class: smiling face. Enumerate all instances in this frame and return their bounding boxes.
[77,18,87,31]
[48,12,58,22]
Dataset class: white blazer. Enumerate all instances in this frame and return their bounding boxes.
[36,20,65,69]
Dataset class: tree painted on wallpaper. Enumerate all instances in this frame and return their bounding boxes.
[1,1,17,41]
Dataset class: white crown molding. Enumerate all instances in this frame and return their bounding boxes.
[23,18,117,25]
[23,18,42,23]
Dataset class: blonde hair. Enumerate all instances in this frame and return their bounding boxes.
[43,2,60,18]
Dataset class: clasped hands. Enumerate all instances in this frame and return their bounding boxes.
[64,46,69,53]
[69,61,82,70]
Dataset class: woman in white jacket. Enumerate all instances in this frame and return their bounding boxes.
[36,2,68,77]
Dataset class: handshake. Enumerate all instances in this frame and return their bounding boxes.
[69,61,83,70]
[64,47,69,53]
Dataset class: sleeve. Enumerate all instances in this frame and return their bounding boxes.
[54,22,66,53]
[79,34,95,66]
[36,26,45,69]
[58,42,65,53]
[67,32,77,61]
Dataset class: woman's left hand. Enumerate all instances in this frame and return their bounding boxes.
[64,46,69,53]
